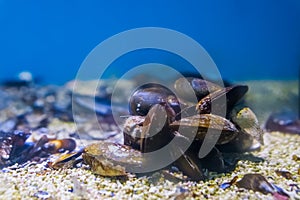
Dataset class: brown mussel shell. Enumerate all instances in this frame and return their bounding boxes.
[82,141,144,176]
[170,114,238,144]
[140,104,174,153]
[217,107,264,152]
[129,83,180,116]
[123,104,175,153]
[48,151,82,169]
[196,85,248,114]
[43,138,76,154]
[231,107,264,145]
[216,131,254,152]
[123,116,145,150]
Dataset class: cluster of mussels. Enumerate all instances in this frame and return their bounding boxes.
[83,77,264,181]
[0,130,76,168]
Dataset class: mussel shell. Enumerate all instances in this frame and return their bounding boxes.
[216,131,254,152]
[82,141,144,176]
[170,114,238,144]
[129,83,180,116]
[231,107,264,144]
[48,151,83,169]
[196,85,248,114]
[236,174,276,195]
[2,134,49,166]
[140,104,174,153]
[0,130,30,167]
[265,111,300,134]
[199,147,226,173]
[124,104,174,153]
[174,150,206,181]
[123,116,145,150]
[174,145,227,179]
[42,138,76,154]
[174,77,222,102]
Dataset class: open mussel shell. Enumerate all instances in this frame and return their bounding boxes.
[48,150,83,169]
[196,85,248,115]
[174,77,222,103]
[170,114,238,144]
[0,130,31,167]
[129,83,180,116]
[82,141,145,176]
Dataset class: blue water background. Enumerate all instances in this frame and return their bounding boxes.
[0,0,299,84]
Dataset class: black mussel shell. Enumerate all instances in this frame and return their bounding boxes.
[174,77,222,102]
[0,130,30,167]
[129,83,180,116]
[265,111,300,134]
[174,149,206,181]
[12,135,49,165]
[236,174,275,195]
[199,147,226,173]
[196,85,248,115]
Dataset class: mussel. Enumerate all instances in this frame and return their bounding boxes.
[196,85,248,115]
[174,77,222,102]
[82,141,144,176]
[0,130,77,168]
[265,111,300,134]
[129,83,180,116]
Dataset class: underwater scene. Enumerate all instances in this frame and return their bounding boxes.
[0,1,299,199]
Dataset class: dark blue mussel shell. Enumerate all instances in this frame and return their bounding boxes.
[265,111,300,134]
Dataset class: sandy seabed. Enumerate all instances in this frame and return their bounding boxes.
[0,132,299,200]
[0,79,299,199]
